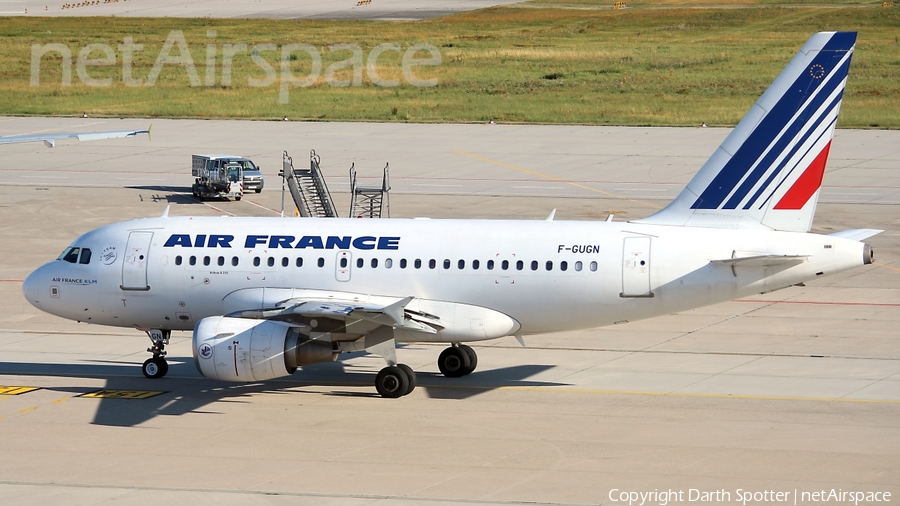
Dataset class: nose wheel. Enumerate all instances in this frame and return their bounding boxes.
[142,357,168,379]
[141,328,170,379]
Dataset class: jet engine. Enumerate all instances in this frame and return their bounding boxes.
[193,316,336,382]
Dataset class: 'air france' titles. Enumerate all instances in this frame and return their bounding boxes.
[163,234,400,250]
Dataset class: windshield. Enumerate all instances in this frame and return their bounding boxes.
[58,247,79,263]
[57,246,93,264]
[225,163,242,182]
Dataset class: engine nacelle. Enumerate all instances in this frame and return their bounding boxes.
[193,316,336,382]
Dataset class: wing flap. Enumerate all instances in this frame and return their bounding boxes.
[226,296,440,334]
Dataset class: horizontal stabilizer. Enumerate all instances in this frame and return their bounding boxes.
[712,254,808,268]
[829,229,883,241]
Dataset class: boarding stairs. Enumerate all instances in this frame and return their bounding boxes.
[283,150,339,218]
[349,163,390,218]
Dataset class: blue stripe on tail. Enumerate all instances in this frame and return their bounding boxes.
[746,91,843,210]
[690,32,856,210]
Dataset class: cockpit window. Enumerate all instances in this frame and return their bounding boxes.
[59,247,80,263]
[58,246,93,264]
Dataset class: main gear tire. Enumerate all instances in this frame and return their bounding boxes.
[375,366,410,398]
[438,347,471,378]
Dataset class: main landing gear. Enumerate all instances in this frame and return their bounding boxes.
[437,344,477,378]
[142,329,170,379]
[372,343,478,398]
[374,363,417,399]
[361,329,417,399]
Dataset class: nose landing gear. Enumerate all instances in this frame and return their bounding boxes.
[141,328,170,379]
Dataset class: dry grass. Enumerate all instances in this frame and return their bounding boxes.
[0,2,898,127]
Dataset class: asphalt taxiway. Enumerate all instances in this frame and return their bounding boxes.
[0,117,898,505]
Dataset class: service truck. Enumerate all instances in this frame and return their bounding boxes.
[191,154,253,201]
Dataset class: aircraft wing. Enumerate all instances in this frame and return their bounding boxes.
[226,296,442,334]
[0,128,150,148]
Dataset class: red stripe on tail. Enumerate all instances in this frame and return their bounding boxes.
[774,141,832,210]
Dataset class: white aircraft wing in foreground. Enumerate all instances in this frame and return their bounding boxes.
[0,127,150,148]
[23,32,881,398]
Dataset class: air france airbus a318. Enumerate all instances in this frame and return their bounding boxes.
[23,32,881,397]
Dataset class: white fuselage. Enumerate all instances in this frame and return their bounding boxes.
[23,216,867,342]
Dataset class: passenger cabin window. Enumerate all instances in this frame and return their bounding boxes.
[190,256,197,266]
[516,260,524,271]
[400,259,407,269]
[487,260,494,270]
[357,258,364,268]
[267,257,275,267]
[502,260,509,270]
[295,257,303,267]
[443,259,451,270]
[590,261,598,271]
[546,261,553,271]
[317,257,325,268]
[203,256,211,266]
[457,259,465,270]
[531,260,538,271]
[371,258,379,268]
[575,261,583,272]
[232,256,239,266]
[175,256,183,266]
[218,256,225,266]
[79,248,92,264]
[429,259,436,269]
[473,259,480,270]
[253,257,260,267]
[340,257,348,268]
[385,259,393,268]
[282,257,289,267]
[560,261,568,272]
[415,259,422,269]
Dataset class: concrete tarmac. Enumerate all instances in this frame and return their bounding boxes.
[0,117,898,505]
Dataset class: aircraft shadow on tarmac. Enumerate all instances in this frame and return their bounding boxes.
[126,186,205,205]
[0,359,563,426]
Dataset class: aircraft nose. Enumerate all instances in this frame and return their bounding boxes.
[22,266,45,310]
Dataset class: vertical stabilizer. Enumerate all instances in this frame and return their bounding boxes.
[637,32,856,232]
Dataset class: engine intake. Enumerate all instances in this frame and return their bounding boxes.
[193,316,336,382]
